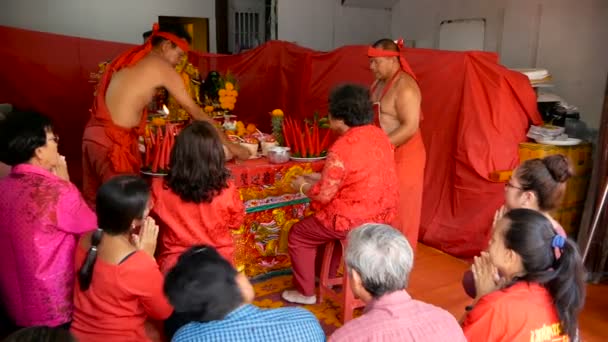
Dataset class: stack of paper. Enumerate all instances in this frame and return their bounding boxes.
[527,125,568,141]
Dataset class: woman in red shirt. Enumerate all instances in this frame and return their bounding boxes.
[282,84,399,305]
[462,208,585,342]
[151,121,245,273]
[72,176,173,342]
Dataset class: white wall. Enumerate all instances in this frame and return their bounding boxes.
[278,0,392,51]
[391,0,608,128]
[0,0,218,51]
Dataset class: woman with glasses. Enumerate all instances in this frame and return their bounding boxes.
[0,111,96,330]
[71,175,173,342]
[463,154,573,298]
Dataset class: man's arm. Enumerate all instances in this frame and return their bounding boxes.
[159,63,251,160]
[388,81,421,147]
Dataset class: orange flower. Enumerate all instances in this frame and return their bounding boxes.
[204,105,214,113]
[271,109,284,117]
[225,82,235,91]
[219,89,227,97]
[246,123,257,134]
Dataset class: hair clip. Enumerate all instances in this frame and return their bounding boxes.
[551,235,565,249]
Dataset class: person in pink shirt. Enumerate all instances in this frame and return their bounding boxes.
[0,111,96,329]
[330,224,466,342]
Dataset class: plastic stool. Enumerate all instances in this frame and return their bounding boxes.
[318,239,366,323]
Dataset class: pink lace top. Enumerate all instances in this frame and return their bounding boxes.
[307,125,399,232]
[0,164,96,326]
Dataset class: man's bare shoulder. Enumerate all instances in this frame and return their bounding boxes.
[395,73,421,98]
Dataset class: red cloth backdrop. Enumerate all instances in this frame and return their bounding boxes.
[0,25,541,257]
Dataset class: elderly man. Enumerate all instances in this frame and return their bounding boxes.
[330,224,466,341]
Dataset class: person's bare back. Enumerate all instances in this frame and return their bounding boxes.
[105,54,171,129]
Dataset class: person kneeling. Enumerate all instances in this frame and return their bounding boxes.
[164,246,325,342]
[330,224,466,342]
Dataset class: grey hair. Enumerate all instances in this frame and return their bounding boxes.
[345,223,413,298]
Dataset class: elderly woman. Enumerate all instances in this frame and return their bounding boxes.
[331,224,466,341]
[0,111,96,328]
[282,84,399,304]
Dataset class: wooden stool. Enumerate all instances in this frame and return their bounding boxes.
[318,239,366,323]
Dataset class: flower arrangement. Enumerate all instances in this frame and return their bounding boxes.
[218,81,238,111]
[203,71,240,116]
[270,109,285,146]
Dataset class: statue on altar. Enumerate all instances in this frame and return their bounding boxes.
[165,55,202,121]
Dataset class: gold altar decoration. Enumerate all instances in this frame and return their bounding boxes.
[231,163,319,277]
[166,55,202,121]
[238,164,314,202]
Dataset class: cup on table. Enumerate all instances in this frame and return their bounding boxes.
[261,141,279,156]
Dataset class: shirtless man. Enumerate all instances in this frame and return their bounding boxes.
[82,23,250,206]
[368,38,427,249]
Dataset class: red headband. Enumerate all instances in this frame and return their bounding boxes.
[149,23,190,53]
[367,38,405,58]
[367,38,417,81]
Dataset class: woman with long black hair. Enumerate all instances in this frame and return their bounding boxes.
[463,208,586,341]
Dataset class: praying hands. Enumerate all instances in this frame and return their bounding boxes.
[471,251,504,301]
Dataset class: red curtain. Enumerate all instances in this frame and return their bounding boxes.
[0,25,541,257]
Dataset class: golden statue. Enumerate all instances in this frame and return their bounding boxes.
[166,55,202,121]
